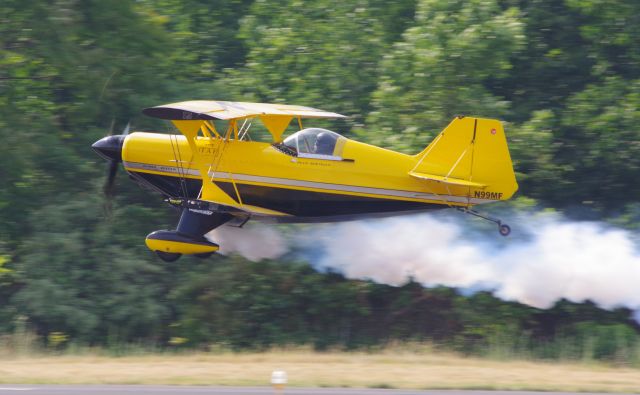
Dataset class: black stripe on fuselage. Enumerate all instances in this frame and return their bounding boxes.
[129,171,202,198]
[128,171,443,218]
[214,181,240,202]
[215,181,442,217]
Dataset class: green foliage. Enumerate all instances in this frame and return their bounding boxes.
[0,0,175,245]
[11,193,174,343]
[508,110,570,202]
[229,0,388,124]
[366,0,524,152]
[0,253,17,334]
[171,257,370,349]
[558,77,640,210]
[141,0,253,76]
[496,0,596,121]
[565,0,640,79]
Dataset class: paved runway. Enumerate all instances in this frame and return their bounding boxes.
[0,387,638,395]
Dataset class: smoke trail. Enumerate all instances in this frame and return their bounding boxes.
[207,223,288,261]
[209,213,640,314]
[301,213,640,311]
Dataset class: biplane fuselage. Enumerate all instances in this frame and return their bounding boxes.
[93,101,518,261]
[122,132,491,221]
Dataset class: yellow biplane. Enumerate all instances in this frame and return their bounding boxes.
[92,100,518,261]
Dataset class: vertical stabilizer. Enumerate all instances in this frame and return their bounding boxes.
[411,117,518,202]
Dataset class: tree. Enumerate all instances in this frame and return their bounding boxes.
[366,0,525,153]
[11,193,176,343]
[227,0,388,126]
[557,77,640,211]
[508,111,569,202]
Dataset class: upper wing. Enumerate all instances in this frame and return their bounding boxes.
[143,100,346,121]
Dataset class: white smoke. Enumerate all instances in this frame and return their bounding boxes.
[303,214,640,311]
[207,223,288,261]
[208,212,640,314]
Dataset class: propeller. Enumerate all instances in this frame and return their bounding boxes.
[103,122,129,198]
[104,155,120,198]
[92,122,130,215]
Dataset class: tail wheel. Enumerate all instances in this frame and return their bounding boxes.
[499,224,511,237]
[155,251,182,262]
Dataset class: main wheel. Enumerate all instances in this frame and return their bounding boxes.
[194,252,215,259]
[155,251,182,262]
[499,224,511,237]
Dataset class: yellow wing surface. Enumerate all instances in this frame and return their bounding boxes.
[411,116,518,201]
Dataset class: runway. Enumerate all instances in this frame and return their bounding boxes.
[0,386,638,395]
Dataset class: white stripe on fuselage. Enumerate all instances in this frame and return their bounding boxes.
[123,161,201,177]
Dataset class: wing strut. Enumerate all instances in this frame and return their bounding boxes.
[171,120,238,207]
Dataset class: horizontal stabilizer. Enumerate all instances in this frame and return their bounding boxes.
[409,171,487,188]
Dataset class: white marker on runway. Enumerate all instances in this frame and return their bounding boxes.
[271,370,287,394]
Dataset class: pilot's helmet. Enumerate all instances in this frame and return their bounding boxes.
[314,132,335,154]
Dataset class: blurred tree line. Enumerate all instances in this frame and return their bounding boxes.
[1,0,640,361]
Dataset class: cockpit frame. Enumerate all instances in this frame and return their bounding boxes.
[276,128,346,161]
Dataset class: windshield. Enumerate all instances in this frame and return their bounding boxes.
[283,128,343,156]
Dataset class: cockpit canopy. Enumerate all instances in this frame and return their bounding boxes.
[283,128,344,157]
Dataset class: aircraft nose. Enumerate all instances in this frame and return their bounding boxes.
[92,135,125,162]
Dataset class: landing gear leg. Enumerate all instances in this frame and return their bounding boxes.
[457,207,511,237]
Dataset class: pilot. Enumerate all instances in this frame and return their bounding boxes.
[313,132,336,155]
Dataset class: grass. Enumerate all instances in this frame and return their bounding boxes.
[1,346,640,392]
